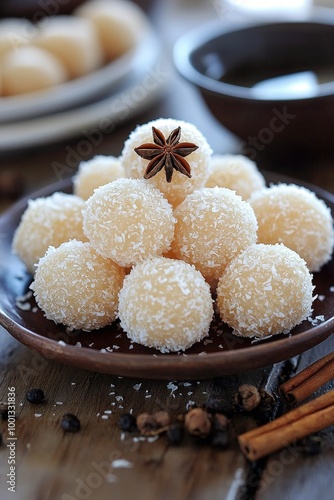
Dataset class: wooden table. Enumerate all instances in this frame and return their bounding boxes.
[0,1,333,499]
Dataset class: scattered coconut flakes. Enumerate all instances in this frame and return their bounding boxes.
[26,443,31,449]
[104,410,112,414]
[187,392,193,396]
[198,351,207,356]
[113,345,120,350]
[121,432,126,441]
[129,345,134,350]
[100,348,107,353]
[71,382,76,386]
[317,295,325,301]
[75,342,82,347]
[32,307,38,313]
[34,413,42,417]
[147,435,159,443]
[145,395,152,398]
[115,396,123,401]
[219,344,224,349]
[89,343,94,347]
[58,341,66,346]
[133,383,142,391]
[102,415,109,420]
[182,382,192,387]
[111,459,133,469]
[186,400,196,411]
[330,286,334,292]
[56,401,63,405]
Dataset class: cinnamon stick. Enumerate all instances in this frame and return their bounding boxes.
[238,389,334,461]
[279,352,334,404]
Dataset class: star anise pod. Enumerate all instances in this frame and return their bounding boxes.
[134,126,198,183]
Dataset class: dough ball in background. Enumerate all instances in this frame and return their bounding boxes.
[1,46,68,96]
[33,16,103,78]
[0,18,35,59]
[75,0,151,60]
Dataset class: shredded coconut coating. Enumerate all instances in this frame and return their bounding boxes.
[249,183,334,272]
[83,178,175,267]
[216,243,314,338]
[12,192,88,274]
[205,154,266,200]
[121,118,212,207]
[31,240,125,331]
[73,155,125,200]
[172,187,258,284]
[118,257,213,352]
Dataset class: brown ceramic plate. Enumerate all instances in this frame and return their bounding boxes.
[0,172,333,380]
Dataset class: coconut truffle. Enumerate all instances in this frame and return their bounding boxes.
[172,187,258,284]
[31,240,125,331]
[216,243,314,338]
[33,16,103,78]
[249,183,334,272]
[73,155,125,200]
[121,118,212,207]
[75,0,150,60]
[1,46,68,96]
[118,257,213,352]
[205,154,266,200]
[83,178,175,267]
[12,192,88,273]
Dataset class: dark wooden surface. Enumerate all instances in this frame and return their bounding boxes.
[0,1,334,499]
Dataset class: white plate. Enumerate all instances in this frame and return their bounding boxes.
[0,42,136,124]
[0,29,166,152]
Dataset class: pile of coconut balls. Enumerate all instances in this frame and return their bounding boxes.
[12,118,334,352]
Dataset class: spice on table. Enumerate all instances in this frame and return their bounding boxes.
[26,389,45,404]
[279,352,334,404]
[153,411,171,427]
[119,413,137,432]
[203,397,235,416]
[184,407,212,438]
[238,389,334,461]
[166,423,184,446]
[253,389,278,424]
[235,385,261,412]
[61,413,81,433]
[134,126,198,183]
[136,413,158,436]
[211,431,229,449]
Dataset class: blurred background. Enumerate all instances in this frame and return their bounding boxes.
[0,0,334,210]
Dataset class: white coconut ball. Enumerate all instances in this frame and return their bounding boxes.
[172,187,258,284]
[83,178,175,267]
[33,16,103,78]
[73,155,125,200]
[75,0,150,60]
[249,183,334,272]
[217,243,314,338]
[12,192,88,273]
[118,257,214,352]
[1,46,68,96]
[205,154,266,200]
[31,240,125,331]
[121,118,213,207]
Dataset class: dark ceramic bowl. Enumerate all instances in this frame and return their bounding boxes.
[174,11,334,166]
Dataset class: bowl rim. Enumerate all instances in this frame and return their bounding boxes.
[173,9,334,102]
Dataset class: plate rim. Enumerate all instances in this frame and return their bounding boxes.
[0,172,334,379]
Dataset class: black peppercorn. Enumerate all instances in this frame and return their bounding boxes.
[166,423,184,445]
[61,414,81,433]
[203,397,235,416]
[118,413,137,432]
[211,431,229,448]
[26,389,45,404]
